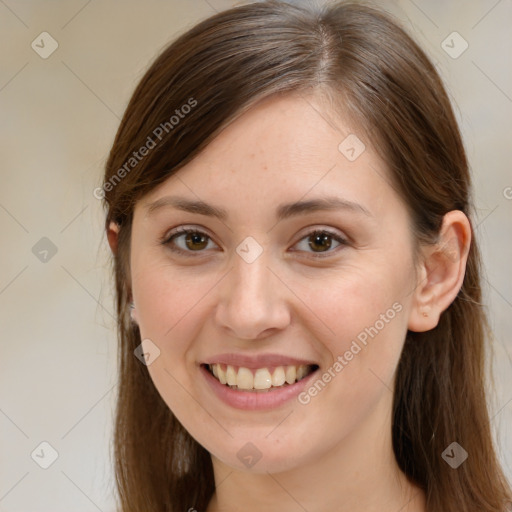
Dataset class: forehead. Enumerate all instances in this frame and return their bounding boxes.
[137,93,398,223]
[199,92,359,172]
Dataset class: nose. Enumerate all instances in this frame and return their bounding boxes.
[214,249,291,340]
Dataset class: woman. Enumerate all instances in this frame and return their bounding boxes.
[100,1,512,510]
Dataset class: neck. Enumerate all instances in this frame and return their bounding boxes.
[206,391,426,512]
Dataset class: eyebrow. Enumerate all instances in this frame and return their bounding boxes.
[144,195,372,221]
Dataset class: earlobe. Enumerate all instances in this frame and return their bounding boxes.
[408,210,471,333]
[107,221,120,255]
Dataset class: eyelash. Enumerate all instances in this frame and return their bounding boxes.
[160,226,348,259]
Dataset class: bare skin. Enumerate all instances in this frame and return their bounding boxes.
[108,91,470,512]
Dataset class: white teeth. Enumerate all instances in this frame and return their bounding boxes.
[226,365,237,386]
[271,366,286,387]
[217,365,227,385]
[237,367,253,390]
[285,365,296,385]
[254,368,272,390]
[208,363,314,391]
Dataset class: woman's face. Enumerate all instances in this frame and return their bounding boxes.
[129,92,419,474]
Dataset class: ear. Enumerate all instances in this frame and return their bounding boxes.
[107,221,120,255]
[107,221,136,321]
[408,210,471,332]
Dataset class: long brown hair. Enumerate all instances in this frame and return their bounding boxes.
[101,1,512,510]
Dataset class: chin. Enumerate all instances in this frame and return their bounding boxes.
[205,433,315,475]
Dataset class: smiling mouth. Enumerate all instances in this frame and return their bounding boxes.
[204,363,319,392]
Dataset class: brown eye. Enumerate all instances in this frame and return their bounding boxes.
[183,231,209,251]
[309,232,333,252]
[293,229,347,258]
[161,227,347,259]
[163,228,215,255]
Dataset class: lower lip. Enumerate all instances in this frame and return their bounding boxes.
[200,364,319,411]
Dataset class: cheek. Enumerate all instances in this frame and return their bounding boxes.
[131,264,214,423]
[130,263,222,406]
[300,263,411,390]
[132,260,208,344]
[288,273,409,455]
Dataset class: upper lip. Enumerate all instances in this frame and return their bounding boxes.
[201,353,319,369]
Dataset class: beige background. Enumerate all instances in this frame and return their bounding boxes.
[0,0,511,510]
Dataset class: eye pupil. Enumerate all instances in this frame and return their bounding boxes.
[309,232,332,252]
[185,232,208,250]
